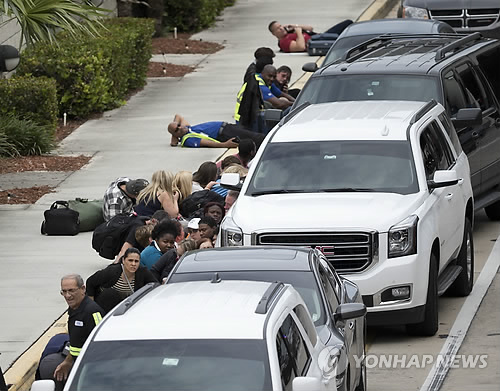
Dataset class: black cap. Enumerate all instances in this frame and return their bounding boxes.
[125,179,149,197]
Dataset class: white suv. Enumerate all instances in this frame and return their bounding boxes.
[31,280,366,391]
[220,100,475,336]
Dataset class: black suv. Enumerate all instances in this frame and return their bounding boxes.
[400,0,500,38]
[296,33,500,220]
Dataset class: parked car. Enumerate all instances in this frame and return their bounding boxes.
[318,18,455,67]
[295,33,500,219]
[220,100,474,336]
[400,0,500,38]
[166,246,367,390]
[31,279,366,391]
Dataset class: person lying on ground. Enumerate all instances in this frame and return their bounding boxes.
[258,64,295,110]
[168,114,266,149]
[268,19,353,53]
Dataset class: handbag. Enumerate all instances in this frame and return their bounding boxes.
[41,201,80,236]
[68,198,104,232]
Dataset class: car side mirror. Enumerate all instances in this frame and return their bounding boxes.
[334,303,366,322]
[264,108,282,129]
[31,380,55,391]
[292,376,322,391]
[451,108,482,128]
[220,173,243,191]
[302,62,318,72]
[427,170,459,189]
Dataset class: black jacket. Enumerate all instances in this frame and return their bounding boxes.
[86,263,157,313]
[151,248,178,282]
[238,74,264,129]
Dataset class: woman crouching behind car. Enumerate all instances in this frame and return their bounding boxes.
[86,248,157,314]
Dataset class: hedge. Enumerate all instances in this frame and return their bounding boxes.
[0,76,58,131]
[16,17,155,118]
[163,0,236,32]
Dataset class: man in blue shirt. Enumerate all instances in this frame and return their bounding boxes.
[168,114,266,149]
[257,64,295,110]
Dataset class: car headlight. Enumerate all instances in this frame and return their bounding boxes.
[220,216,243,246]
[402,6,429,19]
[388,215,418,258]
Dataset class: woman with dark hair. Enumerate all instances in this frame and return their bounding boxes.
[203,202,225,225]
[192,161,218,192]
[140,220,180,269]
[86,248,157,314]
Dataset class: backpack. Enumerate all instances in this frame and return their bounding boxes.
[92,213,147,260]
[179,190,225,220]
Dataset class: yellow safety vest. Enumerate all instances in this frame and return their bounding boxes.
[234,74,266,122]
[180,131,220,147]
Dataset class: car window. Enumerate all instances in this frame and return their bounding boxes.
[276,333,295,391]
[318,264,340,312]
[279,315,311,376]
[442,70,468,117]
[428,121,455,167]
[438,113,462,154]
[420,125,450,181]
[476,45,500,103]
[320,256,342,301]
[456,63,490,111]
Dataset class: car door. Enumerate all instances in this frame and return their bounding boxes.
[456,62,500,196]
[442,68,482,196]
[420,122,463,269]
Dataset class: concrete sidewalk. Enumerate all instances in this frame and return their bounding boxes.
[0,0,374,372]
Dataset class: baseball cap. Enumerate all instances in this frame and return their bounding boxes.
[125,178,149,197]
[188,218,201,230]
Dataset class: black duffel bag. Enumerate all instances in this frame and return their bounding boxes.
[41,201,80,236]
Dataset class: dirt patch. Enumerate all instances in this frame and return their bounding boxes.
[152,35,223,55]
[0,155,91,174]
[0,185,55,204]
[147,62,195,78]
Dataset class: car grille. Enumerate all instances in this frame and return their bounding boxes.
[254,232,378,273]
[429,8,500,29]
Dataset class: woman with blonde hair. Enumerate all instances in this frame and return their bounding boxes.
[135,170,179,218]
[174,170,192,203]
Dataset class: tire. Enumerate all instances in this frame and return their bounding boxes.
[485,200,500,221]
[448,218,474,296]
[406,253,438,336]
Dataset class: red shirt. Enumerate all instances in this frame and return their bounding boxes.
[279,32,312,53]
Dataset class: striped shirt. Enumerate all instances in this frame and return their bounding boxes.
[112,274,135,299]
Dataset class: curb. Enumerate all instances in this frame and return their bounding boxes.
[2,0,398,390]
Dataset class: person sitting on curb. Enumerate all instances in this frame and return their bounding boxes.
[258,64,295,110]
[273,65,301,99]
[102,177,149,221]
[268,19,353,53]
[243,46,276,83]
[168,114,266,149]
[53,274,105,382]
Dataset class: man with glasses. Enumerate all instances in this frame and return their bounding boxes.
[53,274,104,382]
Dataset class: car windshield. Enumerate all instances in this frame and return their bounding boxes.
[323,35,377,64]
[295,75,440,106]
[247,141,419,195]
[170,270,326,326]
[69,339,271,391]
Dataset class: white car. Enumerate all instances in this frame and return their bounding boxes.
[31,280,366,391]
[220,100,475,336]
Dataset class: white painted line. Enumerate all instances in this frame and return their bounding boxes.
[420,233,500,391]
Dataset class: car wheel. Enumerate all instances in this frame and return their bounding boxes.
[406,253,438,336]
[485,200,500,221]
[448,218,474,296]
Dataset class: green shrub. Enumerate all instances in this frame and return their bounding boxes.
[163,0,235,32]
[0,76,58,131]
[0,115,55,156]
[16,18,155,118]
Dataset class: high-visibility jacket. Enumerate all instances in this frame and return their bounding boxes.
[180,131,220,147]
[234,74,265,123]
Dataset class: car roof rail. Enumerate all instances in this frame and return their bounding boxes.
[113,282,159,316]
[282,101,311,126]
[255,281,285,314]
[410,99,438,125]
[341,33,476,63]
[435,32,482,61]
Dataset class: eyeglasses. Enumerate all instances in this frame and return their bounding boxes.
[60,288,80,296]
